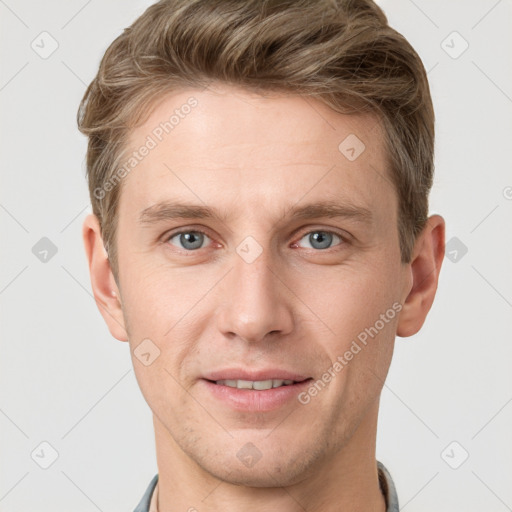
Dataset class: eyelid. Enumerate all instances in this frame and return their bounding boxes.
[292,228,348,250]
[163,225,213,241]
[293,225,351,243]
[162,227,216,251]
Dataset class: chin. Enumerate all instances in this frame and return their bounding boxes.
[186,438,324,488]
[209,461,308,488]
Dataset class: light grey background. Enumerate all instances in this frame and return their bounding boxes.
[1,0,511,510]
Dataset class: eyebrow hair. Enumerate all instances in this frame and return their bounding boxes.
[138,200,373,225]
[290,201,372,223]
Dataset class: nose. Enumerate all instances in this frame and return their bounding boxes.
[216,246,294,344]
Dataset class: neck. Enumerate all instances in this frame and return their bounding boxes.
[153,399,386,512]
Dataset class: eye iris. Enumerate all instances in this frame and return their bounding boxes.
[309,232,333,250]
[180,232,204,250]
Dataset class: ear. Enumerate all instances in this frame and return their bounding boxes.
[82,213,129,341]
[397,214,445,337]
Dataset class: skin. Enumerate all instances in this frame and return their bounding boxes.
[83,83,445,512]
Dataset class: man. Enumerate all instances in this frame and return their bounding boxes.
[78,1,444,510]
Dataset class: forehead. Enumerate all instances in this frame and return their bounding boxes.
[118,83,393,220]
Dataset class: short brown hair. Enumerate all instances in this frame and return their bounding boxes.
[78,0,435,280]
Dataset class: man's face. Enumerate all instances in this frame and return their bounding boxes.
[114,84,410,486]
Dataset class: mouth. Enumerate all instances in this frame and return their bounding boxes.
[200,373,314,412]
[208,378,306,390]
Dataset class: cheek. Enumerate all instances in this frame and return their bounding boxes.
[119,256,196,330]
[119,259,208,382]
[296,259,401,406]
[296,261,402,342]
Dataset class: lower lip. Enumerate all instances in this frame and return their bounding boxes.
[201,379,312,412]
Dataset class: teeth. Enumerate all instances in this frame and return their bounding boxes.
[253,380,274,390]
[237,379,254,389]
[215,379,296,390]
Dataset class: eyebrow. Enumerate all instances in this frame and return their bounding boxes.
[138,200,373,225]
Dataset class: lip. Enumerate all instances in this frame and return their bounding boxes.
[203,368,310,382]
[200,370,313,412]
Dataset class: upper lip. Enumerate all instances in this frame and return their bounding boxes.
[203,369,311,382]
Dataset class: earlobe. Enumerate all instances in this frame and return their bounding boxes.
[82,213,129,342]
[397,214,445,338]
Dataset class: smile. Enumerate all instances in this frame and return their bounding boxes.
[214,379,296,390]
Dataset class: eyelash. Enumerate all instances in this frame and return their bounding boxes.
[163,227,348,252]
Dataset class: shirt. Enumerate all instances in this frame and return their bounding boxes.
[133,460,399,512]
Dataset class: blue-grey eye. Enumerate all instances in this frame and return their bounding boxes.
[298,231,342,250]
[169,231,209,250]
